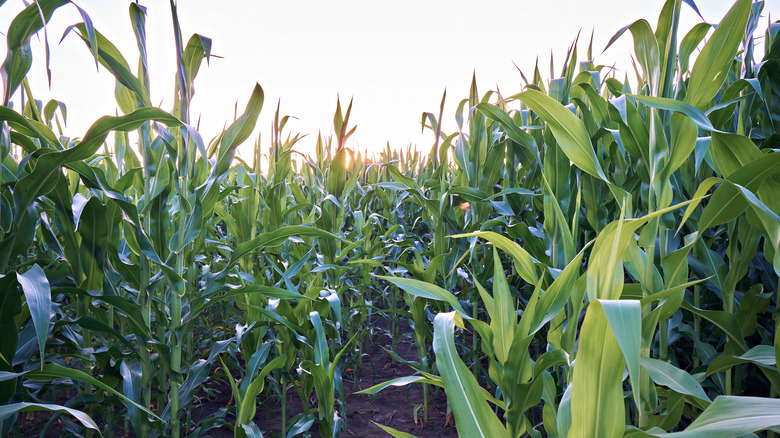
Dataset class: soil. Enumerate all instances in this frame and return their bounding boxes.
[17,326,458,438]
[191,327,459,438]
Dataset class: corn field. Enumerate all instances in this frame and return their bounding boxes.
[2,0,780,437]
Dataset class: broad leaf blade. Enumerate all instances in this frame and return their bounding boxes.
[16,265,50,367]
[569,300,626,438]
[432,312,509,438]
[512,89,608,181]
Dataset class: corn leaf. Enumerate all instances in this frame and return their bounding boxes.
[432,311,509,438]
[569,300,628,438]
[0,403,101,435]
[633,396,780,437]
[512,89,608,181]
[16,265,50,367]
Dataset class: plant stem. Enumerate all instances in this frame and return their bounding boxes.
[281,382,288,438]
[78,294,94,438]
[170,291,182,438]
[693,285,701,368]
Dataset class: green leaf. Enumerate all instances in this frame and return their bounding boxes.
[77,197,109,291]
[12,108,183,222]
[640,357,710,404]
[1,0,69,104]
[681,301,747,353]
[181,33,212,98]
[472,276,495,320]
[0,106,50,146]
[533,350,570,379]
[375,275,467,315]
[432,312,509,438]
[371,422,419,438]
[171,197,203,253]
[634,396,780,437]
[490,247,515,365]
[43,99,66,125]
[541,173,576,267]
[627,94,720,132]
[475,102,538,160]
[0,273,20,402]
[16,265,50,367]
[569,300,626,438]
[0,402,101,436]
[299,359,334,427]
[74,108,182,161]
[237,354,287,426]
[527,241,591,334]
[664,113,699,184]
[128,3,149,84]
[355,376,435,395]
[219,356,243,412]
[600,300,642,413]
[120,359,143,435]
[708,133,762,178]
[685,0,752,109]
[216,83,264,175]
[68,23,151,109]
[452,231,538,285]
[588,199,695,300]
[1,363,158,420]
[679,23,711,74]
[512,89,608,181]
[705,345,776,377]
[447,186,489,203]
[605,20,659,93]
[309,311,328,368]
[680,166,780,244]
[587,202,628,301]
[225,225,347,273]
[557,384,573,438]
[240,423,264,438]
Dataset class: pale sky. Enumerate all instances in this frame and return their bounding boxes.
[1,0,776,158]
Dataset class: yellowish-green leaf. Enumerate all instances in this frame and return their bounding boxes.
[433,312,509,438]
[569,300,626,438]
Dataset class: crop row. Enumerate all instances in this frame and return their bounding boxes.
[2,1,780,437]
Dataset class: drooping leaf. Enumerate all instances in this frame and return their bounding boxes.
[375,275,467,315]
[452,231,538,285]
[371,422,419,438]
[640,357,710,404]
[512,90,608,182]
[432,312,509,438]
[633,396,780,437]
[1,0,69,105]
[16,265,50,367]
[0,403,101,435]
